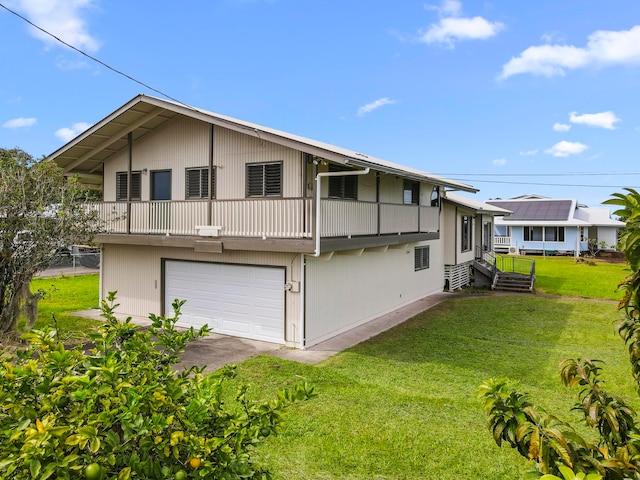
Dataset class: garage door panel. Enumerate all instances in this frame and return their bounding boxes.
[164,261,284,343]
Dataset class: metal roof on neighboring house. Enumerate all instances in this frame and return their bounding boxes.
[487,196,626,228]
[46,94,477,193]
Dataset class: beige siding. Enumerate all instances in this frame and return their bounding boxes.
[101,244,303,347]
[215,127,303,199]
[133,116,209,201]
[443,203,476,265]
[304,241,445,346]
[103,149,128,202]
[103,117,304,202]
[358,171,377,202]
[378,175,402,203]
[420,183,436,206]
[442,202,457,265]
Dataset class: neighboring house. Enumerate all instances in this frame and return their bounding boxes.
[441,193,511,291]
[486,195,625,256]
[48,94,487,349]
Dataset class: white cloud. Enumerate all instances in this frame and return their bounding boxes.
[569,111,620,129]
[553,122,571,132]
[13,0,101,53]
[2,117,37,128]
[55,57,90,70]
[420,1,503,46]
[541,31,564,44]
[519,149,538,156]
[545,140,588,157]
[357,98,396,116]
[492,158,507,166]
[55,122,91,142]
[500,25,640,79]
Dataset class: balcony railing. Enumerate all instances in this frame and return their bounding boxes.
[494,236,511,246]
[92,199,439,239]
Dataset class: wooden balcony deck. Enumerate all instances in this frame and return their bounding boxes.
[92,199,440,240]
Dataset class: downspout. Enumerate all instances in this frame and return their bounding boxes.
[207,124,214,225]
[126,132,132,234]
[313,167,370,256]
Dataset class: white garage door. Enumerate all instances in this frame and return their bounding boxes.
[164,260,285,343]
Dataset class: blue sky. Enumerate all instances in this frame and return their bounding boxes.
[1,0,640,208]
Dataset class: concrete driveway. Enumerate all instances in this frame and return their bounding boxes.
[73,292,453,372]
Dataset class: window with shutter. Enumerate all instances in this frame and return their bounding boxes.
[414,246,430,271]
[185,167,212,199]
[116,171,141,201]
[246,162,282,197]
[327,164,358,200]
[116,172,128,201]
[130,172,141,201]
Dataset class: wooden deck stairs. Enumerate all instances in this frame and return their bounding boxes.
[492,271,534,293]
[475,248,535,293]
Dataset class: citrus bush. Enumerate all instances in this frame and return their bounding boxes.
[0,292,314,479]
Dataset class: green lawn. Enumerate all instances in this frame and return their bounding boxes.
[28,273,100,342]
[232,296,633,479]
[26,262,637,479]
[531,256,630,300]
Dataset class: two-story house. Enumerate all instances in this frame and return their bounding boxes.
[48,94,486,349]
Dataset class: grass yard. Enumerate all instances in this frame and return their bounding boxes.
[23,260,637,479]
[231,296,633,479]
[531,256,630,300]
[27,273,100,342]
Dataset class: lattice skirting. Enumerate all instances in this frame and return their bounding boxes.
[444,261,473,292]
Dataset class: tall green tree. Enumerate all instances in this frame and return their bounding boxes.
[479,189,640,479]
[0,148,99,334]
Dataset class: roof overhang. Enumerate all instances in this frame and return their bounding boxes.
[444,192,511,215]
[47,94,477,192]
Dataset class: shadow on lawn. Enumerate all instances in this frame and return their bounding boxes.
[345,294,582,383]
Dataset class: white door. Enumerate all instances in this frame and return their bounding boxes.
[164,260,285,343]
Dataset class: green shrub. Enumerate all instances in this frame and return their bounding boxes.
[0,292,314,479]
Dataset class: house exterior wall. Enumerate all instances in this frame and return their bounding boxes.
[215,126,303,199]
[442,202,457,265]
[101,244,304,346]
[507,225,581,253]
[442,203,475,265]
[593,227,618,248]
[303,239,444,346]
[378,175,403,203]
[103,116,304,202]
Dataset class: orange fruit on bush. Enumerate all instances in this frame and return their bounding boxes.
[189,457,201,469]
[84,463,103,480]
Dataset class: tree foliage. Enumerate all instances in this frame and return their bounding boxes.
[480,189,640,479]
[0,292,315,479]
[0,147,100,334]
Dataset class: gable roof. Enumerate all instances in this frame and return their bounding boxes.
[47,94,477,192]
